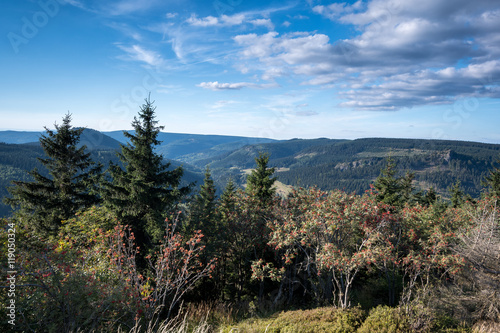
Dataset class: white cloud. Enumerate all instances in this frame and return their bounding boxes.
[186,13,246,27]
[210,100,239,109]
[117,44,164,67]
[250,18,274,30]
[186,14,219,27]
[197,81,278,90]
[106,0,162,15]
[232,0,500,110]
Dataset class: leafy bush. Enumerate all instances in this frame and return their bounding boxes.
[221,306,366,333]
[357,305,408,333]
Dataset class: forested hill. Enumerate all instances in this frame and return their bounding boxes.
[200,137,500,198]
[2,129,500,217]
[0,129,205,217]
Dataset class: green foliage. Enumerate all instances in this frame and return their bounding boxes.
[221,306,365,333]
[357,305,408,333]
[4,114,102,237]
[483,156,500,197]
[373,157,430,208]
[246,152,277,205]
[102,97,190,249]
[186,167,217,236]
[450,180,466,208]
[4,127,500,332]
[0,208,214,332]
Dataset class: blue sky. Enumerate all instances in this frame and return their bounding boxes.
[1,0,500,143]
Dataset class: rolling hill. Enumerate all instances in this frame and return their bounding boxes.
[1,129,499,218]
[0,129,206,217]
[201,137,500,198]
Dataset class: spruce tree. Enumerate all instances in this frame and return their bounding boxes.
[186,167,217,237]
[373,157,402,206]
[373,157,415,208]
[185,167,221,300]
[449,180,465,208]
[483,158,500,198]
[245,152,277,300]
[246,152,276,206]
[102,97,189,249]
[219,178,237,219]
[5,113,102,236]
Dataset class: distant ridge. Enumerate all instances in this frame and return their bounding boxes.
[0,130,42,144]
[1,129,500,218]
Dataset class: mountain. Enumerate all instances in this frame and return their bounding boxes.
[0,130,206,217]
[103,131,277,163]
[0,130,43,144]
[202,137,500,198]
[0,129,123,150]
[2,129,499,218]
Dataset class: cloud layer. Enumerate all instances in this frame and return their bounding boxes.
[230,0,500,110]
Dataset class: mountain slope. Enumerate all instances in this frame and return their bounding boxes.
[104,131,277,162]
[2,130,499,217]
[204,138,500,197]
[0,130,205,217]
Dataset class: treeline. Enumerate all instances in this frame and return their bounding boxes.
[1,99,500,332]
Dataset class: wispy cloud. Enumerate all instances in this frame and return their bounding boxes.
[117,44,164,67]
[106,0,162,16]
[186,13,246,27]
[197,81,278,90]
[210,100,239,109]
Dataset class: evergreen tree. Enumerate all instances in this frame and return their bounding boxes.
[214,178,238,300]
[185,167,223,300]
[189,167,217,231]
[219,178,237,220]
[373,157,416,208]
[483,158,500,197]
[449,180,465,208]
[245,152,278,300]
[374,157,402,207]
[423,187,438,206]
[5,113,102,236]
[246,152,276,206]
[102,97,189,249]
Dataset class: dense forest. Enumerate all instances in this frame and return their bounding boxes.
[1,100,499,332]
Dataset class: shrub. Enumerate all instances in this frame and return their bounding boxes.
[221,306,366,333]
[357,305,408,333]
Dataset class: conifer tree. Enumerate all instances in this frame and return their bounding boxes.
[219,178,237,219]
[186,167,218,242]
[373,157,415,208]
[102,97,189,249]
[246,152,276,206]
[245,152,278,300]
[483,158,500,198]
[449,180,465,208]
[190,167,217,229]
[5,113,102,236]
[373,157,402,206]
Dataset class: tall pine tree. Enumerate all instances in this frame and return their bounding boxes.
[483,157,500,198]
[246,152,276,206]
[102,97,189,249]
[187,167,217,234]
[373,157,415,208]
[5,113,102,237]
[449,180,465,208]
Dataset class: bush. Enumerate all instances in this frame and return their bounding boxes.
[221,306,366,333]
[357,305,408,333]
